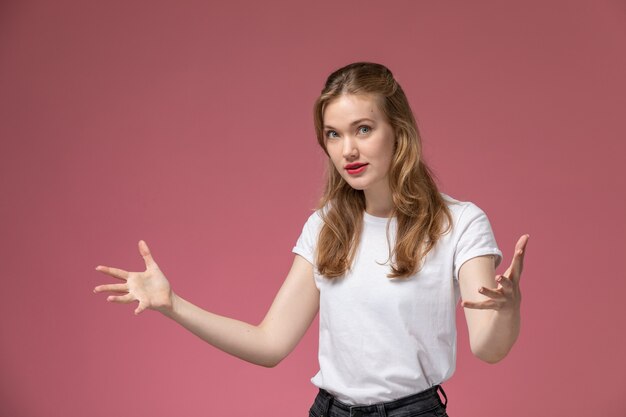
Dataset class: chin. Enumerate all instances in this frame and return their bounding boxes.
[343,179,367,191]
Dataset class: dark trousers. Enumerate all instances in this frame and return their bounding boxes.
[309,384,448,417]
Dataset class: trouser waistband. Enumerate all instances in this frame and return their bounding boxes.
[316,384,447,416]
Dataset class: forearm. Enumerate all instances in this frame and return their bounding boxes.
[471,308,520,364]
[161,292,279,367]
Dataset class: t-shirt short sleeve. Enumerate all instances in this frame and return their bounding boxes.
[291,211,320,267]
[453,203,503,281]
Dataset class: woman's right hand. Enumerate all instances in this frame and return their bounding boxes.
[94,240,173,315]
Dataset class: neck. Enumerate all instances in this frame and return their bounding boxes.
[364,185,394,218]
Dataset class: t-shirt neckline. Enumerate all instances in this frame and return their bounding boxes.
[363,210,396,224]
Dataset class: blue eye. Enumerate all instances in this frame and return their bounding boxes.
[325,130,338,139]
[358,126,371,134]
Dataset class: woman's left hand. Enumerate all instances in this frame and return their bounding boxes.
[461,234,529,314]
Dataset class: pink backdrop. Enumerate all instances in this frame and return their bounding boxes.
[1,0,624,416]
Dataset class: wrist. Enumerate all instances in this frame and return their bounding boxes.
[159,291,178,318]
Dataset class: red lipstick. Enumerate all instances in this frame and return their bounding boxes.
[345,162,368,175]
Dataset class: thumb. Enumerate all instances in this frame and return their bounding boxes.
[135,301,147,315]
[138,240,157,268]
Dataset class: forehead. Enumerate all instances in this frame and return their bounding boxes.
[323,94,384,127]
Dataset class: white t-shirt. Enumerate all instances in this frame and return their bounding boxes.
[291,192,503,405]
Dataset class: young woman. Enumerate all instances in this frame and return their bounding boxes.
[94,62,528,417]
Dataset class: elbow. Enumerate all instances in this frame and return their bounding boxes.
[255,324,296,368]
[471,345,510,364]
[258,348,287,368]
[260,360,279,368]
[477,353,505,364]
[260,354,282,368]
[232,353,280,368]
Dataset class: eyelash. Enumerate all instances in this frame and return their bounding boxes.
[325,125,371,139]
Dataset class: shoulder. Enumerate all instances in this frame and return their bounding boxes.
[299,204,328,231]
[439,192,491,226]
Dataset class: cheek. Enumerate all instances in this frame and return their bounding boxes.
[327,153,343,173]
[327,146,343,169]
[375,142,395,164]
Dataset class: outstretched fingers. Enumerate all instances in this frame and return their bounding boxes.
[495,274,513,289]
[478,286,503,298]
[95,265,129,281]
[462,299,496,310]
[510,234,529,281]
[94,283,128,294]
[106,293,134,303]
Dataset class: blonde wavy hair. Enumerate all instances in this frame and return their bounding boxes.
[313,62,453,279]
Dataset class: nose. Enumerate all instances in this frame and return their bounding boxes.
[342,136,358,160]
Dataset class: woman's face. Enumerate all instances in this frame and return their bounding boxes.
[323,93,396,196]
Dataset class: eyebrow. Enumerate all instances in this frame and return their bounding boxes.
[323,118,375,130]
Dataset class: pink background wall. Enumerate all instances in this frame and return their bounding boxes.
[1,0,624,416]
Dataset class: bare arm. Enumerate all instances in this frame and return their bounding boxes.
[161,255,318,367]
[94,240,319,368]
[458,235,528,364]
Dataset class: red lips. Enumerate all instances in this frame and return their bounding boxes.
[345,162,368,169]
[345,163,368,176]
